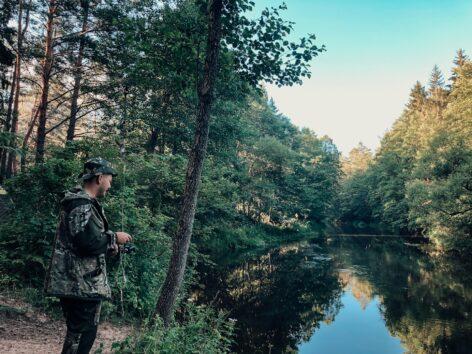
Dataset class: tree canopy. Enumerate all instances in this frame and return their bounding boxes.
[338,50,472,254]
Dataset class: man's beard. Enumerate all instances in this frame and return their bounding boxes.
[97,186,107,197]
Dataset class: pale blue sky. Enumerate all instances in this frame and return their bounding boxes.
[253,1,472,155]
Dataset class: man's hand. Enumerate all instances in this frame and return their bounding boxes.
[116,231,132,244]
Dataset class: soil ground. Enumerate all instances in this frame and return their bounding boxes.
[0,294,132,354]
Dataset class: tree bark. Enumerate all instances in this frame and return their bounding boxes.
[146,127,159,153]
[155,0,223,326]
[6,0,25,177]
[146,92,171,153]
[3,63,17,135]
[35,0,56,163]
[66,0,89,142]
[20,99,39,170]
[119,87,128,156]
[0,66,16,182]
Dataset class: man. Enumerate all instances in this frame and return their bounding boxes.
[44,157,132,354]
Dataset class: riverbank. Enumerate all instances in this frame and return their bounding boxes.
[0,293,132,354]
[201,222,325,257]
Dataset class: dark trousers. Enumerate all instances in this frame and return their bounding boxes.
[60,298,102,354]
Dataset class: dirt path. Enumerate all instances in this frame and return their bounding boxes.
[0,295,132,354]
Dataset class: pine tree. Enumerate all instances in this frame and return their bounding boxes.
[450,49,469,83]
[406,81,427,112]
[454,48,468,68]
[428,65,447,115]
[429,65,445,90]
[66,0,91,142]
[35,0,57,163]
[0,0,17,182]
[0,0,15,70]
[0,0,32,179]
[342,142,373,177]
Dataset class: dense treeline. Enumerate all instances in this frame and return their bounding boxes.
[0,0,338,349]
[339,50,472,254]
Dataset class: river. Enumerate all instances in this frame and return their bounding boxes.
[193,236,472,353]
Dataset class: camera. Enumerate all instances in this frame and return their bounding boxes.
[120,243,136,254]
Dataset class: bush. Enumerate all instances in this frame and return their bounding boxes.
[0,156,81,286]
[113,303,234,354]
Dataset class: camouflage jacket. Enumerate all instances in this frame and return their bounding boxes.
[44,186,117,300]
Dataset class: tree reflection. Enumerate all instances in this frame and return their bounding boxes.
[194,238,472,353]
[331,237,472,354]
[193,242,343,353]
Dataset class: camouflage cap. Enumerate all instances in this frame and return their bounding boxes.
[78,157,118,181]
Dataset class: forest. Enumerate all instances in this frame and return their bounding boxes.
[339,50,472,254]
[0,0,470,352]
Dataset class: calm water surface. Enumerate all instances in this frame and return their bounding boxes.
[194,237,472,353]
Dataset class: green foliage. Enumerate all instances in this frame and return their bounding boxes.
[338,52,472,253]
[113,303,234,354]
[0,156,81,286]
[0,0,15,67]
[337,171,375,231]
[341,142,372,178]
[406,134,472,253]
[368,152,411,233]
[223,1,325,86]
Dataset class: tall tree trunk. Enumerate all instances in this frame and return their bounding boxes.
[35,0,56,163]
[146,93,171,153]
[155,0,223,325]
[20,97,39,171]
[5,57,21,178]
[3,65,16,134]
[6,0,25,177]
[119,87,128,156]
[157,131,165,153]
[146,127,159,153]
[0,66,16,182]
[66,0,89,142]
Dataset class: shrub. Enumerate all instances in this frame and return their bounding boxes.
[113,303,234,354]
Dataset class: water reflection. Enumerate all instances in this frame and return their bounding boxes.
[298,293,404,354]
[194,237,472,353]
[194,242,342,353]
[330,237,472,354]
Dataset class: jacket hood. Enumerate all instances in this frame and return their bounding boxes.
[61,185,93,206]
